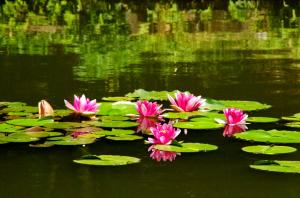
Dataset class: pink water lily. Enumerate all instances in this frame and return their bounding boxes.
[168,91,205,112]
[38,100,54,118]
[64,94,99,115]
[136,100,163,117]
[223,124,247,137]
[147,123,181,145]
[223,108,248,125]
[148,146,180,162]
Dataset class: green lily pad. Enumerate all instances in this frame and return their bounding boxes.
[174,121,224,130]
[106,135,143,141]
[242,145,297,155]
[98,102,137,116]
[162,111,204,119]
[6,119,54,127]
[0,123,24,133]
[102,96,135,102]
[73,155,141,166]
[1,106,38,114]
[207,100,271,111]
[285,122,300,128]
[100,116,130,121]
[250,160,300,173]
[54,109,73,117]
[9,131,62,138]
[43,122,85,129]
[282,113,300,121]
[234,129,300,143]
[1,102,26,107]
[95,129,135,136]
[0,135,39,143]
[154,143,218,153]
[46,136,96,145]
[247,117,279,123]
[7,112,33,117]
[126,89,178,101]
[90,121,138,128]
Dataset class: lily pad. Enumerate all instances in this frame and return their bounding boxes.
[95,129,135,136]
[285,122,300,128]
[126,89,178,101]
[247,117,279,123]
[162,111,204,119]
[7,112,33,117]
[282,113,300,121]
[73,154,141,166]
[9,132,62,139]
[242,145,297,155]
[0,135,39,143]
[93,121,138,128]
[174,121,224,130]
[98,102,137,116]
[6,119,54,127]
[29,142,55,148]
[154,143,218,153]
[100,116,130,121]
[54,109,73,117]
[207,100,271,111]
[43,122,85,129]
[234,129,300,143]
[106,135,143,141]
[0,123,24,133]
[102,96,135,102]
[46,136,96,145]
[250,160,300,173]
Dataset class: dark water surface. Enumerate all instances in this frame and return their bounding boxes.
[1,1,300,198]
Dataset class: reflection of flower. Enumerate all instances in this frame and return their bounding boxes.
[71,131,91,138]
[136,100,163,117]
[223,124,247,137]
[147,123,181,145]
[38,100,54,118]
[148,146,180,162]
[224,108,248,125]
[64,94,99,115]
[168,91,205,112]
[137,117,159,134]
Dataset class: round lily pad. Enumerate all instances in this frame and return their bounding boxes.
[234,129,300,143]
[250,160,300,173]
[173,121,224,130]
[213,100,271,111]
[153,143,218,153]
[282,113,300,121]
[0,135,39,143]
[162,111,204,119]
[54,109,73,117]
[106,135,143,141]
[98,102,137,116]
[242,145,297,155]
[6,119,54,127]
[0,123,23,133]
[46,136,96,145]
[43,122,85,129]
[95,129,135,136]
[96,121,138,128]
[125,89,178,101]
[247,117,279,123]
[285,122,300,128]
[101,96,135,101]
[100,116,130,121]
[73,154,141,166]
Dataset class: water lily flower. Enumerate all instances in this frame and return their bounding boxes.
[223,124,247,137]
[148,146,180,162]
[136,100,163,117]
[168,91,205,112]
[223,108,248,125]
[64,94,99,115]
[147,123,181,145]
[38,100,54,118]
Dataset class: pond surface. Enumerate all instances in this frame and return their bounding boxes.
[0,1,300,197]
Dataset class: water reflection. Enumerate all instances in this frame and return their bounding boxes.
[148,145,180,162]
[137,117,160,135]
[223,124,247,137]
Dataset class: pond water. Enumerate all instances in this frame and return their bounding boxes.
[1,1,300,197]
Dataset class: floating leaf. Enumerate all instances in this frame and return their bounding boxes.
[247,117,279,123]
[98,102,137,116]
[106,135,143,141]
[29,142,55,148]
[125,89,178,101]
[6,119,54,127]
[7,112,33,117]
[43,122,85,129]
[54,109,73,117]
[0,123,23,133]
[250,160,300,173]
[100,116,130,121]
[46,136,96,145]
[234,129,300,143]
[9,132,62,139]
[242,145,297,155]
[1,106,38,113]
[95,129,135,136]
[207,100,271,111]
[285,122,300,128]
[162,111,204,119]
[0,135,39,143]
[282,113,300,121]
[91,121,138,128]
[73,155,141,166]
[102,96,135,102]
[154,143,218,153]
[174,121,224,130]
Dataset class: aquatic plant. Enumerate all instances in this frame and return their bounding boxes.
[147,123,181,145]
[168,91,205,112]
[64,94,99,115]
[136,100,163,117]
[223,124,247,137]
[216,108,248,125]
[136,117,159,134]
[38,100,54,118]
[148,146,180,162]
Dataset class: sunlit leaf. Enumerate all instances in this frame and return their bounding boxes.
[43,122,85,129]
[247,117,279,123]
[95,129,135,136]
[154,143,218,153]
[282,113,300,121]
[54,109,73,117]
[162,111,204,119]
[174,121,224,130]
[6,119,54,127]
[73,154,141,166]
[90,121,138,128]
[242,145,297,155]
[100,116,130,121]
[0,123,24,133]
[46,136,96,145]
[102,96,135,101]
[207,100,271,111]
[106,135,143,141]
[285,122,300,128]
[125,89,178,101]
[250,160,300,173]
[234,129,300,143]
[98,102,137,116]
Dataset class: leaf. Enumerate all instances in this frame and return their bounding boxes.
[7,112,33,117]
[153,143,218,153]
[0,135,39,143]
[250,160,300,174]
[100,116,130,121]
[0,123,24,133]
[73,155,141,166]
[282,113,300,121]
[43,122,85,129]
[234,129,300,143]
[9,132,62,138]
[6,119,54,127]
[125,89,178,101]
[207,100,271,111]
[91,121,138,128]
[285,122,300,128]
[106,135,143,141]
[101,96,135,101]
[98,102,137,116]
[242,145,297,155]
[173,121,224,130]
[247,117,280,123]
[54,109,73,117]
[46,136,96,146]
[162,111,204,119]
[95,129,135,136]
